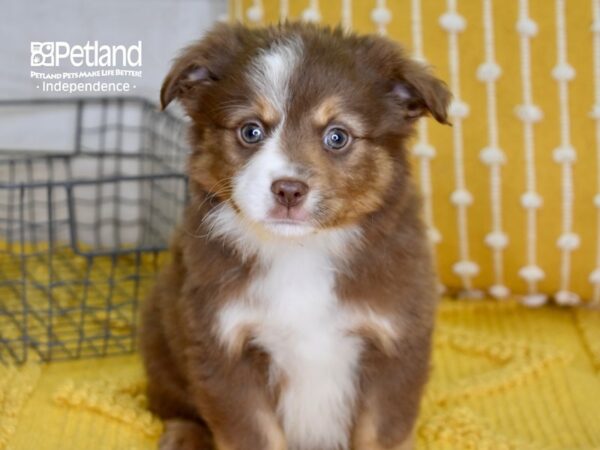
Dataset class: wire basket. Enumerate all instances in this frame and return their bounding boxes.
[0,98,189,363]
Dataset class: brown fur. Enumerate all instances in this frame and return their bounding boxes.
[141,22,450,450]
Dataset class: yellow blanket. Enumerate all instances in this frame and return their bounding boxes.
[2,299,599,450]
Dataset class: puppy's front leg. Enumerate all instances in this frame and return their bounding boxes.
[187,348,286,450]
[352,333,432,450]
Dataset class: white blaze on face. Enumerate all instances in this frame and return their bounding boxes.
[233,125,296,220]
[232,39,317,236]
[247,38,302,115]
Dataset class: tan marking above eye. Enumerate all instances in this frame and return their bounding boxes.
[254,96,281,126]
[312,96,366,137]
[313,96,341,127]
[219,97,281,129]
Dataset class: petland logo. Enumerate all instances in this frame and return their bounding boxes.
[30,40,143,93]
[31,41,142,67]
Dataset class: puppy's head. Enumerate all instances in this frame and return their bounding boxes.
[162,23,450,237]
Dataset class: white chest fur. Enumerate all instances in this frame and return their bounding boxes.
[217,233,364,450]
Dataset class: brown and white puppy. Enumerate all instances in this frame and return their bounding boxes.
[141,22,450,450]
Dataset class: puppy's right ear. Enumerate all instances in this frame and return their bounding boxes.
[160,23,242,110]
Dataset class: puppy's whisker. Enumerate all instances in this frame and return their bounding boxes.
[192,179,233,215]
[183,181,235,239]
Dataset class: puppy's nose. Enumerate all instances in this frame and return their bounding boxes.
[270,179,309,208]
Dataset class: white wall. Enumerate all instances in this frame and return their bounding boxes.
[0,0,228,151]
[0,0,227,249]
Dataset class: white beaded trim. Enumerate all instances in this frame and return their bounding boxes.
[519,264,545,282]
[589,268,600,285]
[485,231,508,249]
[372,0,391,35]
[451,189,473,206]
[480,147,506,166]
[233,0,243,21]
[516,0,545,306]
[301,0,321,23]
[515,104,543,123]
[592,0,600,306]
[553,145,576,164]
[453,260,480,277]
[341,0,352,30]
[448,100,470,118]
[555,290,580,306]
[520,191,543,209]
[279,0,289,22]
[441,0,477,293]
[428,227,442,244]
[553,0,580,306]
[490,284,510,300]
[410,0,443,293]
[477,62,502,82]
[479,0,509,299]
[522,293,548,307]
[413,142,436,159]
[552,63,576,81]
[246,0,264,23]
[516,17,539,37]
[557,232,580,251]
[439,11,466,33]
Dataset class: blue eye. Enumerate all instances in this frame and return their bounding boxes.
[323,127,350,151]
[240,122,264,144]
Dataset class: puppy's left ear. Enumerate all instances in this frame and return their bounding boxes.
[359,36,451,125]
[391,67,452,125]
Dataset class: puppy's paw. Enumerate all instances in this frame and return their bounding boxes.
[159,419,213,450]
